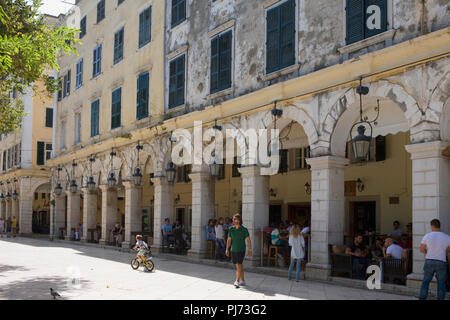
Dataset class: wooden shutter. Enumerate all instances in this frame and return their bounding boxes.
[45,108,53,127]
[279,0,295,68]
[137,73,149,119]
[111,88,121,129]
[375,135,386,161]
[278,149,288,173]
[37,142,45,165]
[91,100,99,137]
[219,31,232,91]
[346,0,364,45]
[210,36,219,93]
[365,0,388,38]
[266,5,280,73]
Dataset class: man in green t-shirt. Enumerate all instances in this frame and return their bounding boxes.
[226,213,252,288]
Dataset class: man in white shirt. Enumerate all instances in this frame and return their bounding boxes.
[419,219,450,300]
[383,238,403,259]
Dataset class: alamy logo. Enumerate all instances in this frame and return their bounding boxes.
[366,5,382,30]
[66,266,81,289]
[366,265,381,290]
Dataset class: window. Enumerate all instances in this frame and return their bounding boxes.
[346,0,387,45]
[63,70,71,97]
[266,0,295,74]
[137,73,149,120]
[80,16,86,38]
[57,78,62,101]
[93,44,102,78]
[111,87,122,129]
[97,0,105,23]
[118,0,125,5]
[2,151,6,171]
[74,113,81,144]
[169,54,185,109]
[37,142,45,165]
[217,163,225,180]
[232,157,241,177]
[76,58,83,88]
[60,121,66,150]
[278,149,288,173]
[91,99,100,137]
[345,136,386,162]
[113,28,124,64]
[45,143,52,160]
[171,0,186,28]
[139,7,152,48]
[177,165,191,183]
[45,108,53,127]
[210,30,232,94]
[290,147,310,170]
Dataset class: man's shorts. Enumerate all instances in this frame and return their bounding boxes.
[231,251,245,265]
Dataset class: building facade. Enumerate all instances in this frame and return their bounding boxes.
[48,0,449,292]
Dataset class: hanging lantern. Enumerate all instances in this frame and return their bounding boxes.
[132,167,143,187]
[107,172,117,189]
[87,176,96,192]
[6,192,11,201]
[54,183,63,196]
[304,182,311,195]
[70,180,78,193]
[209,158,221,177]
[12,190,18,200]
[166,161,176,183]
[0,193,4,200]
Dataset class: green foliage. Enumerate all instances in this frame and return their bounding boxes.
[0,0,80,134]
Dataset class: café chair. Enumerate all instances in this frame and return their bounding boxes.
[267,245,280,267]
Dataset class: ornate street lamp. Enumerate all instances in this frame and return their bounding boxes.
[349,78,379,162]
[209,120,222,178]
[107,151,117,189]
[304,182,311,195]
[54,166,63,196]
[132,143,143,187]
[356,178,365,192]
[267,101,283,158]
[12,190,18,200]
[166,135,176,184]
[70,160,78,193]
[87,156,96,192]
[6,192,11,201]
[0,193,4,200]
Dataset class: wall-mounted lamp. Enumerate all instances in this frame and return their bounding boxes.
[356,178,365,192]
[174,194,180,203]
[304,182,311,195]
[269,188,277,197]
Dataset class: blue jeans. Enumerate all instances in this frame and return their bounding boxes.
[352,257,370,278]
[288,258,302,281]
[215,239,225,259]
[419,259,448,300]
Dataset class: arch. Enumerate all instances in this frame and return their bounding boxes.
[426,71,450,141]
[329,80,421,156]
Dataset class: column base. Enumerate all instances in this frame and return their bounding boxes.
[244,256,262,267]
[64,236,73,241]
[305,262,331,281]
[187,249,208,260]
[121,241,132,251]
[80,238,89,244]
[151,245,163,254]
[99,239,107,246]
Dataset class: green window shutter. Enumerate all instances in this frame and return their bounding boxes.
[80,16,86,38]
[114,28,124,64]
[346,0,365,45]
[218,31,232,91]
[37,142,45,165]
[139,7,151,48]
[365,0,387,39]
[279,0,295,69]
[171,0,186,27]
[266,6,280,73]
[278,149,288,173]
[137,73,149,120]
[91,100,99,137]
[45,108,53,127]
[210,36,219,93]
[111,88,122,129]
[375,135,386,161]
[169,55,185,108]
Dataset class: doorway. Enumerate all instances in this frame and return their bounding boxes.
[351,201,376,236]
[288,204,311,228]
[269,204,282,226]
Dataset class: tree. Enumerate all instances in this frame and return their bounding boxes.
[0,0,79,134]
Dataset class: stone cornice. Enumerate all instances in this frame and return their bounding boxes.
[405,141,450,159]
[306,156,349,170]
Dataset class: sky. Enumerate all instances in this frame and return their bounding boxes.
[38,0,76,17]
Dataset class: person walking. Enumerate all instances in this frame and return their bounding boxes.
[419,219,450,300]
[226,213,252,288]
[288,225,305,282]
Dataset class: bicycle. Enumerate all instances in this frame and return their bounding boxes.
[131,249,155,272]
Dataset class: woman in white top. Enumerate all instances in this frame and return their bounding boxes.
[215,217,226,260]
[288,225,305,282]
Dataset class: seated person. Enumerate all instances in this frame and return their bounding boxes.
[387,220,403,239]
[132,234,150,262]
[75,223,82,241]
[206,219,216,241]
[173,219,188,248]
[162,218,174,246]
[383,237,403,259]
[345,234,370,279]
[369,237,384,261]
[271,223,289,257]
[399,233,412,249]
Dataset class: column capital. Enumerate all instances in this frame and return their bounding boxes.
[405,141,450,160]
[99,184,116,192]
[65,190,80,197]
[306,156,349,170]
[238,165,264,177]
[122,181,143,190]
[81,188,98,195]
[188,171,211,182]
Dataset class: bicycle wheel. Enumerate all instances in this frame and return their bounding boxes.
[144,259,155,272]
[130,259,140,270]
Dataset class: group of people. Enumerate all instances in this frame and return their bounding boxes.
[0,216,18,237]
[161,218,191,249]
[206,217,234,260]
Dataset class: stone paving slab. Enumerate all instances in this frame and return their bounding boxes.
[0,237,417,300]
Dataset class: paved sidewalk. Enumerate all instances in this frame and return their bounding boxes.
[0,237,414,300]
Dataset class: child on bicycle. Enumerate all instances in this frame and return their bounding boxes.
[133,235,150,262]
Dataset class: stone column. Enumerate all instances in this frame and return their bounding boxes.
[405,141,450,290]
[188,165,215,259]
[0,200,5,219]
[122,182,142,249]
[81,189,98,243]
[5,199,11,220]
[151,175,174,253]
[65,191,81,240]
[12,199,19,222]
[99,185,118,246]
[18,194,33,235]
[50,194,66,239]
[305,156,348,280]
[238,165,270,266]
